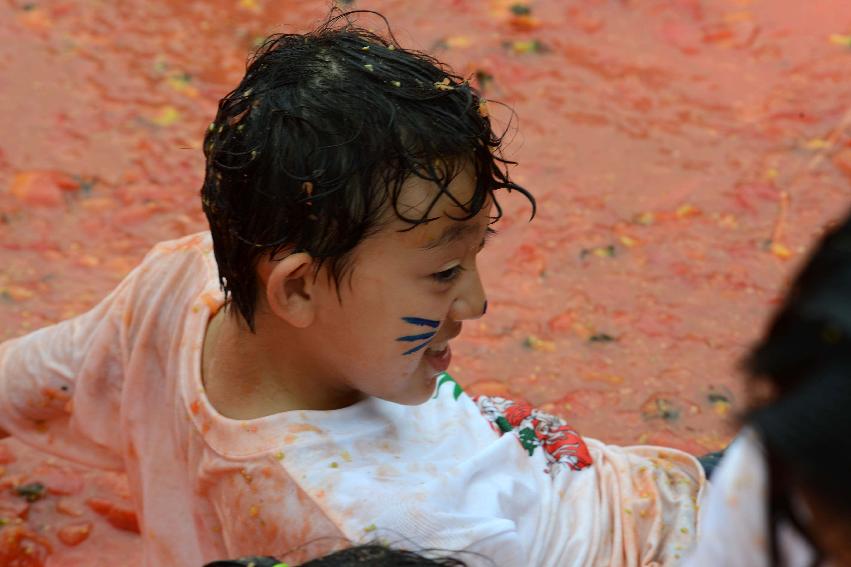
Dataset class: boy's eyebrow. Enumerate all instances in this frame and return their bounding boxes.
[419,223,481,250]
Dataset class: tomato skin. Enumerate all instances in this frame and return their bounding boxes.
[57,522,93,547]
[0,490,30,521]
[31,466,84,496]
[0,525,53,567]
[85,499,140,533]
[0,444,15,465]
[8,171,78,208]
[105,506,140,533]
[55,499,84,518]
[84,498,112,517]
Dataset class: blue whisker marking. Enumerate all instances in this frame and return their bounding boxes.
[402,341,433,355]
[397,332,437,342]
[401,316,440,328]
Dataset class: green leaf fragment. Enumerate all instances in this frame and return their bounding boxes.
[15,482,46,502]
[589,333,617,343]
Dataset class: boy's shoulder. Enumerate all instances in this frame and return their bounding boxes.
[122,231,219,326]
[136,231,216,283]
[147,231,214,260]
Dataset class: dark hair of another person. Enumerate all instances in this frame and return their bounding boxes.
[201,9,534,331]
[743,209,851,567]
[299,545,468,566]
[203,545,469,566]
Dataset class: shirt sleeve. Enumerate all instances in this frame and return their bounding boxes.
[681,430,771,567]
[0,259,145,471]
[682,429,819,567]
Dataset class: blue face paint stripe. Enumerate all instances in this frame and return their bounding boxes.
[396,331,437,342]
[401,316,440,328]
[402,341,433,355]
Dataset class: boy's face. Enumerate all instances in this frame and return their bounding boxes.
[306,165,491,406]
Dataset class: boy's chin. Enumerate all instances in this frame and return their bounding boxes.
[386,368,440,406]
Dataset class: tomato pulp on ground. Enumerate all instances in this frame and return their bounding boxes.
[1,0,850,563]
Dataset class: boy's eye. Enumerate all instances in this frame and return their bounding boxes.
[432,265,464,284]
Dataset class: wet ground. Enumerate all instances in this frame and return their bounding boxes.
[1,0,850,563]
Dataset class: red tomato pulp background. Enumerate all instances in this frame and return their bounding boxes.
[1,0,850,564]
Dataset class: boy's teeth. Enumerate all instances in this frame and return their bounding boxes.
[426,343,447,354]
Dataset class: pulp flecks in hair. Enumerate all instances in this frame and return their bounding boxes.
[201,9,535,331]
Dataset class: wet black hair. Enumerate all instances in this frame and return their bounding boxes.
[203,545,469,567]
[201,10,534,331]
[298,545,469,566]
[204,557,284,567]
[743,208,851,566]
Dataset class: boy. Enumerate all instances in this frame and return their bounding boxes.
[0,12,704,566]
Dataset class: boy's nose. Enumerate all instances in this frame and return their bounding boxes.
[449,269,487,321]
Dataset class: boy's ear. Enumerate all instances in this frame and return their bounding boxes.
[263,252,317,328]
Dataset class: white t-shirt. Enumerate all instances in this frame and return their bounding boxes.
[0,233,705,566]
[683,429,820,567]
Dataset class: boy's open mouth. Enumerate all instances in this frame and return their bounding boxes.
[422,324,461,372]
[425,342,449,355]
[423,343,452,372]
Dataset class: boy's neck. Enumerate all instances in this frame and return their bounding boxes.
[201,308,364,419]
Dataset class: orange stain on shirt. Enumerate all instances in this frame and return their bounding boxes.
[123,309,133,329]
[40,386,71,406]
[288,423,322,434]
[200,293,220,314]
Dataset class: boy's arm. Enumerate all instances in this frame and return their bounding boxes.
[0,261,143,471]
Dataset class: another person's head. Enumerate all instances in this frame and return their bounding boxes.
[204,545,470,566]
[201,11,533,406]
[744,209,851,566]
[299,544,469,566]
